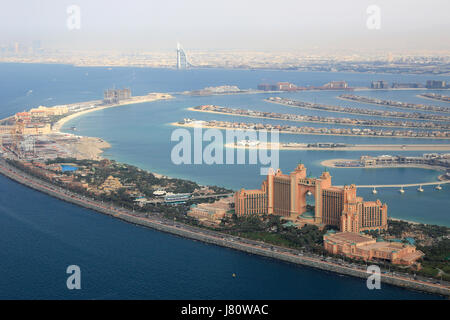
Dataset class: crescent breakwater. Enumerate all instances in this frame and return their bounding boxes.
[0,158,448,297]
[223,142,450,152]
[417,93,450,104]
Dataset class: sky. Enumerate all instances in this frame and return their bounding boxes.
[1,0,449,54]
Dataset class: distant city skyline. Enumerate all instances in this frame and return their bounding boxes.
[0,0,449,55]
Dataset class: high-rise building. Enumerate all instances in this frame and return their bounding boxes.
[276,82,297,91]
[426,80,446,89]
[235,164,388,233]
[371,80,389,89]
[323,81,348,89]
[103,88,131,104]
[176,42,189,69]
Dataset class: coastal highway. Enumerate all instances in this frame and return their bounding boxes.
[0,159,449,297]
[145,193,234,204]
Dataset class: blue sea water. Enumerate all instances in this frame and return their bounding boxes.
[0,175,440,299]
[0,63,448,299]
[63,88,450,227]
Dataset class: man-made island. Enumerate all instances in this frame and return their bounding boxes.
[174,118,450,139]
[321,153,450,172]
[418,93,450,103]
[223,141,450,152]
[339,94,450,114]
[266,97,450,122]
[189,105,450,130]
[0,88,449,297]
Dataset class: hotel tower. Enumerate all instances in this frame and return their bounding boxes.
[235,164,388,233]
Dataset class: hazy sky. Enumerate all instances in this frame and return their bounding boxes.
[1,0,449,53]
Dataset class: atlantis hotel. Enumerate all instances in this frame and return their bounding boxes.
[235,164,388,233]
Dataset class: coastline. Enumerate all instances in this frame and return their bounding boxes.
[53,93,173,132]
[0,158,448,297]
[416,94,450,104]
[49,93,173,160]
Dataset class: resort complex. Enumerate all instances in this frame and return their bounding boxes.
[235,164,388,233]
[234,164,429,267]
[323,231,424,266]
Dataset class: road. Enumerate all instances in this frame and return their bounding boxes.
[0,158,448,296]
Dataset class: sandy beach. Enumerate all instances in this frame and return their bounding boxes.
[64,136,112,160]
[48,93,173,160]
[53,93,173,132]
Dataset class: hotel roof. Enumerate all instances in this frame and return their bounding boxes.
[326,232,374,244]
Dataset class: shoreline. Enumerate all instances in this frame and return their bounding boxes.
[53,93,173,133]
[187,107,450,130]
[417,94,450,104]
[2,60,450,78]
[49,93,173,160]
[0,158,448,297]
[171,121,450,140]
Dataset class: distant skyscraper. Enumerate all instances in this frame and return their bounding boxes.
[32,40,42,53]
[176,42,189,69]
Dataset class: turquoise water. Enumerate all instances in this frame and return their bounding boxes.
[0,175,438,299]
[62,91,450,226]
[61,165,78,172]
[0,63,448,299]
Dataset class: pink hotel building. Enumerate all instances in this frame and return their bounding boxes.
[235,164,388,233]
